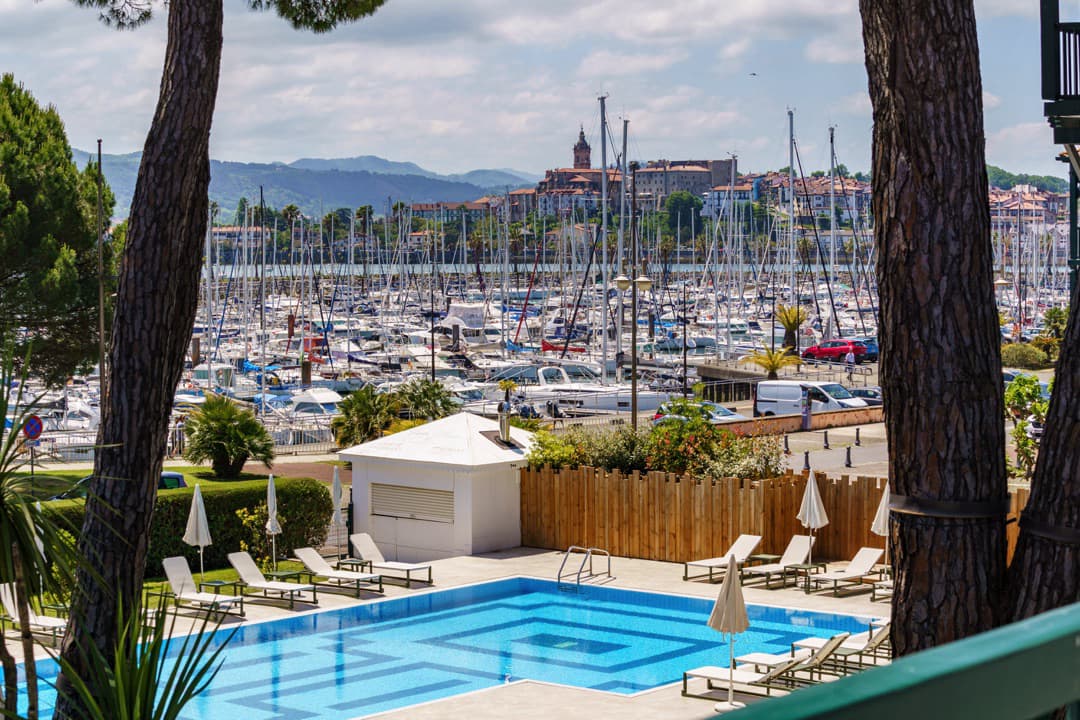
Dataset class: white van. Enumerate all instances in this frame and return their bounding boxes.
[754,380,868,416]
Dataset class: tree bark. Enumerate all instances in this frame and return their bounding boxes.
[54,0,223,715]
[1007,279,1080,618]
[860,0,1007,655]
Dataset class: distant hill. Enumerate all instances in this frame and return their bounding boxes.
[71,150,538,219]
[986,165,1067,194]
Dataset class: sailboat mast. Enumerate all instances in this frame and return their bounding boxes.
[599,94,609,383]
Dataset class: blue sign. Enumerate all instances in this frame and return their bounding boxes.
[23,415,43,441]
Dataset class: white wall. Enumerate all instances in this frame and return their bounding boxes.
[348,457,522,563]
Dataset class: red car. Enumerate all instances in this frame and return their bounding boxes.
[801,339,868,362]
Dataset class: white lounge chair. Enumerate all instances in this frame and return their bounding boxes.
[294,547,383,597]
[0,582,67,646]
[792,623,891,668]
[740,535,815,588]
[683,534,763,582]
[811,547,884,595]
[227,551,317,609]
[682,656,803,699]
[348,533,433,588]
[735,631,853,683]
[162,556,244,617]
[872,578,894,601]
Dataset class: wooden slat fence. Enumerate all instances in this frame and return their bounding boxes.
[521,467,1032,564]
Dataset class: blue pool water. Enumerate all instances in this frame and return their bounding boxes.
[25,578,871,719]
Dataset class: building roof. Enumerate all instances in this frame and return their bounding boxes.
[338,412,534,469]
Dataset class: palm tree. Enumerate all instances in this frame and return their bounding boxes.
[397,378,458,420]
[0,344,79,717]
[182,395,274,477]
[331,386,398,446]
[775,304,807,353]
[740,345,802,380]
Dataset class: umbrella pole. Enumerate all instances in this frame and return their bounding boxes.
[199,547,205,580]
[272,534,278,571]
[728,634,735,705]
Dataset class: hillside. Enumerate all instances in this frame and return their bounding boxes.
[71,150,537,218]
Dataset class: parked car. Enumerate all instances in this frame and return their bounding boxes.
[49,471,188,501]
[849,336,879,362]
[801,339,868,363]
[652,401,747,425]
[848,386,884,406]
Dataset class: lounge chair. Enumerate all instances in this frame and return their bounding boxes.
[162,556,244,617]
[294,547,383,597]
[227,551,317,609]
[811,547,884,596]
[683,534,763,582]
[682,656,803,699]
[0,582,67,646]
[792,624,891,668]
[348,533,433,588]
[740,535,815,588]
[872,578,894,601]
[736,631,854,683]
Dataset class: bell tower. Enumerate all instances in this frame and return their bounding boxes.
[573,125,591,169]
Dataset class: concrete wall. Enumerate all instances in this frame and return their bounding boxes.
[719,405,884,436]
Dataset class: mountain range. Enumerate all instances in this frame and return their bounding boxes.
[70,150,539,220]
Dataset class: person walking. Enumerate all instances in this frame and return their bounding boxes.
[844,348,856,381]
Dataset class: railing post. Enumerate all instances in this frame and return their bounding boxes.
[1042,0,1061,100]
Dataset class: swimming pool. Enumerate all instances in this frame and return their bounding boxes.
[28,578,872,719]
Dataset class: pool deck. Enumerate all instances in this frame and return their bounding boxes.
[8,547,889,718]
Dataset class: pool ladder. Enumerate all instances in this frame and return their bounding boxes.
[557,546,613,590]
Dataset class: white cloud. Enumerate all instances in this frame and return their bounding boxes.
[720,39,752,60]
[805,36,863,64]
[839,92,872,115]
[578,50,687,78]
[986,122,1056,174]
[983,91,1002,109]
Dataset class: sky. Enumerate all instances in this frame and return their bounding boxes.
[0,0,1064,179]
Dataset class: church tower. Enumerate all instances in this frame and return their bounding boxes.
[573,125,591,169]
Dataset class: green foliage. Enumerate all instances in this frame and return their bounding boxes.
[508,415,544,433]
[986,165,1067,193]
[740,345,802,379]
[1041,306,1069,339]
[235,502,280,570]
[47,528,79,606]
[698,432,786,480]
[45,477,331,575]
[1010,419,1038,480]
[396,378,458,420]
[183,394,275,476]
[0,73,118,385]
[1003,374,1044,420]
[665,190,704,238]
[774,304,807,351]
[526,430,578,470]
[55,594,233,720]
[645,414,719,474]
[332,385,398,446]
[1000,343,1049,370]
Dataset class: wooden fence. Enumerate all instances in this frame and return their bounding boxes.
[521,467,1031,564]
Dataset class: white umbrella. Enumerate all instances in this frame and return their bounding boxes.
[796,473,829,565]
[706,556,750,713]
[182,485,213,579]
[266,474,282,570]
[871,484,890,568]
[331,466,345,559]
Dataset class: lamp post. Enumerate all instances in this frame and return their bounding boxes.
[615,162,652,429]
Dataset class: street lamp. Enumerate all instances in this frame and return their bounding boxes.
[615,272,652,429]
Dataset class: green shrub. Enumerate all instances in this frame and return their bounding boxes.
[44,477,331,576]
[1001,343,1049,369]
[526,430,577,469]
[644,416,721,475]
[699,432,786,480]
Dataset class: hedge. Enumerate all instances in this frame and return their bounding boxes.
[45,477,333,577]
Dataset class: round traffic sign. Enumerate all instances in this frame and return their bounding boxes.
[23,415,43,441]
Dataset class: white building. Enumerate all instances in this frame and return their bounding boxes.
[339,413,534,562]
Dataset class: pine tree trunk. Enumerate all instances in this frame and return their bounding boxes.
[860,0,1008,655]
[54,1,223,715]
[1008,279,1080,618]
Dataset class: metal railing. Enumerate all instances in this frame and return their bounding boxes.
[557,545,613,588]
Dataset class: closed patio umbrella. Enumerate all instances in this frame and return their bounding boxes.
[331,466,345,559]
[266,474,282,571]
[871,484,890,567]
[796,473,829,565]
[182,485,212,579]
[706,555,750,713]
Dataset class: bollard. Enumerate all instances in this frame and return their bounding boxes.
[784,434,790,454]
[855,427,861,447]
[845,446,853,468]
[803,450,811,472]
[823,430,830,450]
